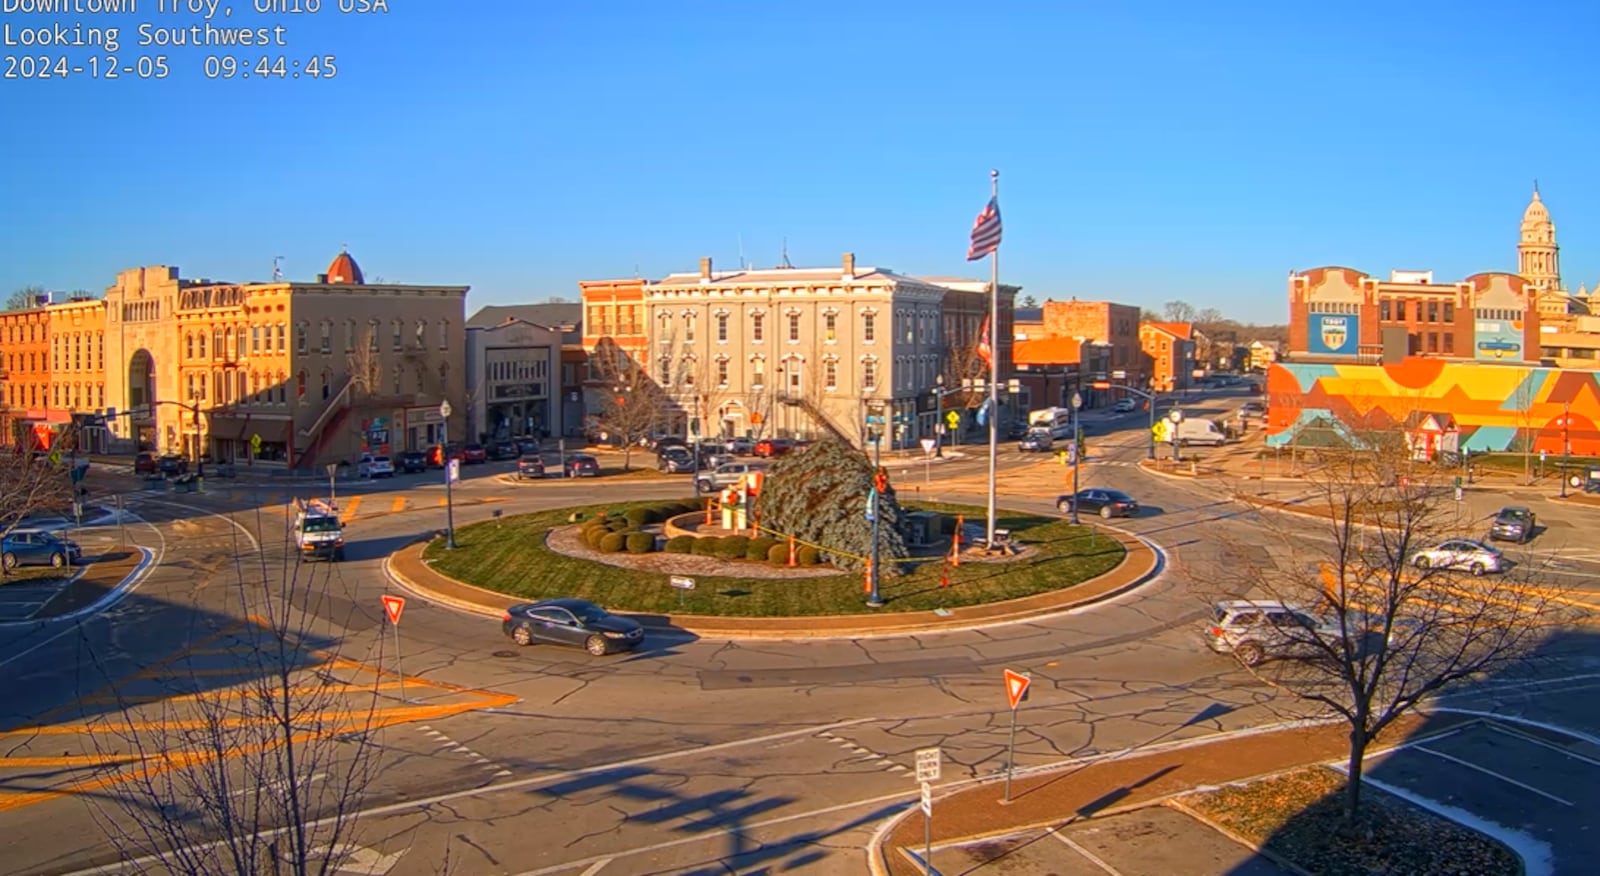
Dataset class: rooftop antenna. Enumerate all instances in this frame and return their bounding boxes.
[738,234,746,270]
[779,237,793,269]
[272,256,284,281]
[633,263,641,279]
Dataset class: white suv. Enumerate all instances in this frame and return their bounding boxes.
[1203,600,1343,667]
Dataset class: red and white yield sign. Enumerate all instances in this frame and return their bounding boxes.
[381,594,406,626]
[1003,668,1030,710]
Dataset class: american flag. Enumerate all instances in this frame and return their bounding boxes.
[966,196,1002,261]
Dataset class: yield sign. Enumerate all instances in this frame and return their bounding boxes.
[381,594,406,626]
[1003,668,1030,710]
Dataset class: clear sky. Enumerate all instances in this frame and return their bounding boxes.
[3,0,1597,324]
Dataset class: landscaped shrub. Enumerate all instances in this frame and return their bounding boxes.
[607,520,631,533]
[716,536,750,559]
[598,532,626,553]
[625,508,654,527]
[767,543,789,564]
[747,537,778,561]
[665,535,694,553]
[691,536,722,556]
[584,526,608,549]
[625,532,655,554]
[797,545,821,565]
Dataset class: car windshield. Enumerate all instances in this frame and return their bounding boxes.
[302,517,341,533]
[1498,509,1531,522]
[373,457,390,464]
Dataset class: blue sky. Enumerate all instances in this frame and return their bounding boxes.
[4,0,1597,324]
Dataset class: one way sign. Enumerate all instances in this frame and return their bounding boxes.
[1003,668,1030,710]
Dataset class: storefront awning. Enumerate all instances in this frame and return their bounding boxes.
[245,418,293,446]
[207,415,250,441]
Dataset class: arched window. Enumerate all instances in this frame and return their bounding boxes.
[296,371,307,400]
[321,369,331,400]
[186,333,195,360]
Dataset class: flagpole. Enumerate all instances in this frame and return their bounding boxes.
[986,168,1000,549]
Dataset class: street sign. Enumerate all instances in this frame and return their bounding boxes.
[250,433,263,454]
[48,448,62,466]
[915,747,941,782]
[439,400,452,419]
[669,575,696,590]
[447,458,461,483]
[1071,391,1082,410]
[1004,668,1030,709]
[381,594,406,625]
[919,438,936,456]
[1111,370,1127,379]
[945,410,960,428]
[920,781,932,816]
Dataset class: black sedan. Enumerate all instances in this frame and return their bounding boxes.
[516,454,545,479]
[1489,505,1536,543]
[397,450,428,474]
[1056,488,1140,519]
[565,454,600,478]
[501,598,644,655]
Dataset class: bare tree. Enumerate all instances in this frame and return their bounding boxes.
[587,351,664,471]
[0,449,73,577]
[83,522,386,874]
[1162,300,1197,323]
[1205,438,1572,820]
[6,284,45,311]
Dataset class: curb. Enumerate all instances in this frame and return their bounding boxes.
[1163,798,1317,876]
[0,546,157,629]
[383,522,1166,640]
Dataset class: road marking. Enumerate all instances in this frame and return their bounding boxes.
[577,861,611,876]
[390,497,406,513]
[135,498,260,553]
[338,496,363,523]
[1408,745,1573,806]
[1483,722,1600,768]
[1053,832,1125,875]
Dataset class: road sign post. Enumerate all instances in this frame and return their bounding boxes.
[669,575,695,608]
[914,747,940,875]
[440,400,456,549]
[1002,668,1031,803]
[249,432,262,466]
[381,595,408,703]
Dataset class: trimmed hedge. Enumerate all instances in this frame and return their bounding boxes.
[767,543,789,564]
[716,536,750,559]
[598,532,626,553]
[747,537,778,561]
[625,532,655,554]
[624,508,654,527]
[607,520,631,533]
[797,545,821,566]
[584,527,608,549]
[664,535,694,554]
[691,536,722,557]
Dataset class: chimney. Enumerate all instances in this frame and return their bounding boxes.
[699,257,712,284]
[316,273,329,283]
[842,252,856,279]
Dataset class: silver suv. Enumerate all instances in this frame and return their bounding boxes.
[1203,600,1343,667]
[695,461,768,494]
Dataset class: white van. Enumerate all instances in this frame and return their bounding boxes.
[1175,418,1230,447]
[1028,407,1076,440]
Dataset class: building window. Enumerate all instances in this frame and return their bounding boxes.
[414,320,426,348]
[392,320,403,351]
[683,314,696,343]
[1379,299,1391,321]
[1443,332,1455,354]
[716,357,729,387]
[321,370,331,400]
[862,357,878,390]
[716,314,729,342]
[1427,301,1439,323]
[824,358,838,390]
[186,333,195,360]
[824,313,837,342]
[319,322,331,354]
[392,365,402,395]
[752,313,764,342]
[367,320,379,352]
[1427,332,1438,352]
[295,322,307,354]
[751,357,765,389]
[682,357,696,386]
[785,360,802,395]
[1442,302,1454,322]
[863,313,876,343]
[788,313,801,342]
[250,326,260,355]
[438,320,449,350]
[659,356,672,385]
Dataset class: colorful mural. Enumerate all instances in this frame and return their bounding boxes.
[1473,317,1524,362]
[1265,359,1600,455]
[1307,314,1359,356]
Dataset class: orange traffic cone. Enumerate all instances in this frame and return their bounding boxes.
[787,535,798,567]
[951,514,963,567]
[863,557,873,593]
[940,562,950,589]
[705,499,713,525]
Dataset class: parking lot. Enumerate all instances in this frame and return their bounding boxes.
[1363,717,1600,874]
[906,805,1290,876]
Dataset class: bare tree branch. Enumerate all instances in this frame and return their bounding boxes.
[0,447,74,578]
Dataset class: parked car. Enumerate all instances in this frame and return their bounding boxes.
[1,530,83,570]
[516,454,546,479]
[695,461,768,494]
[564,454,600,478]
[487,441,519,461]
[648,435,687,452]
[1489,506,1536,544]
[516,438,542,456]
[398,450,428,474]
[1056,488,1140,519]
[429,443,466,468]
[501,598,644,655]
[753,438,796,458]
[369,455,395,478]
[12,511,74,534]
[157,455,188,476]
[462,444,489,464]
[1239,401,1267,420]
[1113,398,1138,413]
[1202,600,1342,667]
[657,446,698,474]
[725,437,755,455]
[134,452,159,475]
[1018,430,1054,452]
[1409,539,1504,576]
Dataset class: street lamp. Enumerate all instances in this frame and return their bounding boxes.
[440,399,457,548]
[1068,391,1082,524]
[1169,408,1184,462]
[1560,401,1572,498]
[932,374,945,458]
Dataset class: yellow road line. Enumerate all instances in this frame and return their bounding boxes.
[391,496,407,513]
[338,496,362,522]
[77,680,410,706]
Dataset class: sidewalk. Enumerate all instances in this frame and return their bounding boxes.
[869,711,1462,876]
[384,521,1162,638]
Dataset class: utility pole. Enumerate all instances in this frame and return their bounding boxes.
[1069,392,1082,524]
[441,400,457,548]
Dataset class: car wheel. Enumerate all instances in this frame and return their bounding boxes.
[1235,642,1265,667]
[585,635,609,656]
[1414,556,1431,569]
[1,552,16,570]
[1057,500,1071,513]
[1100,506,1114,519]
[1470,562,1487,576]
[49,552,66,569]
[512,624,533,646]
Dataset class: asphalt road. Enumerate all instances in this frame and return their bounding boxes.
[3,399,1598,876]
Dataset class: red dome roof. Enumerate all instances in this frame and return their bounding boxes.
[326,249,364,285]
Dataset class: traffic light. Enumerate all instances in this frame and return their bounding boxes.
[873,467,889,494]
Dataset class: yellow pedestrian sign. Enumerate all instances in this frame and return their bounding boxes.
[1152,420,1172,443]
[47,448,62,467]
[945,410,961,429]
[250,433,263,454]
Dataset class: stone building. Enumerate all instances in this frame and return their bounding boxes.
[0,303,54,449]
[101,250,468,469]
[464,303,580,443]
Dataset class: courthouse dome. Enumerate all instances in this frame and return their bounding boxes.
[326,248,365,285]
